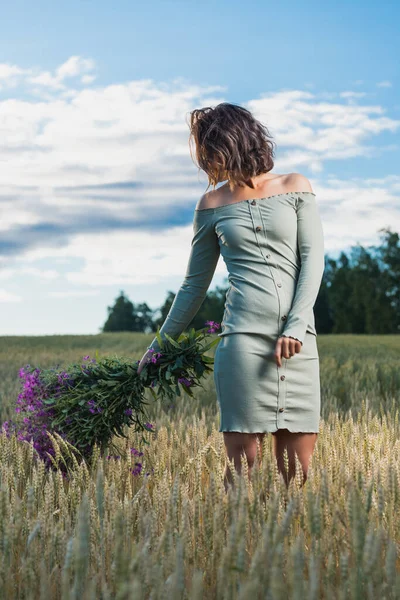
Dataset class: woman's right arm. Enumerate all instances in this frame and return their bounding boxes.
[138,208,220,368]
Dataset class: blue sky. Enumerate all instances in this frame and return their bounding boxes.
[0,0,399,335]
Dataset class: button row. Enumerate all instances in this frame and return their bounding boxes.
[251,195,287,417]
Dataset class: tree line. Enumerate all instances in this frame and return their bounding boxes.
[102,228,400,335]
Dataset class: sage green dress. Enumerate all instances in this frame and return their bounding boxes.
[148,191,325,433]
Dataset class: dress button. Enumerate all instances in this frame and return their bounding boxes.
[277,282,282,288]
[280,375,285,381]
[266,253,271,258]
[281,315,287,321]
[251,200,256,206]
[279,408,284,412]
[256,226,262,231]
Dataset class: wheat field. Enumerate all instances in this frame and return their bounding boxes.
[0,333,399,599]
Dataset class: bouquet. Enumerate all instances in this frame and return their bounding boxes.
[1,321,220,474]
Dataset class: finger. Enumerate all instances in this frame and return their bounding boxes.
[281,337,291,359]
[274,338,282,368]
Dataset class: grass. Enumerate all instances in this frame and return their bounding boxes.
[0,332,399,599]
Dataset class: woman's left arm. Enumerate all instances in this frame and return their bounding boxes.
[280,191,325,345]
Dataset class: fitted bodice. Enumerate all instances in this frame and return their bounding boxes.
[148,191,325,352]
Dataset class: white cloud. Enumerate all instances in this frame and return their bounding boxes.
[376,81,392,88]
[4,178,397,289]
[0,266,59,280]
[0,289,22,302]
[22,267,60,279]
[81,74,96,85]
[17,221,227,287]
[0,55,98,93]
[0,63,30,90]
[0,64,24,79]
[49,290,100,297]
[0,57,399,291]
[56,56,96,81]
[340,91,367,100]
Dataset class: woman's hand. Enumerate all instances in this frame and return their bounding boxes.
[274,336,302,367]
[137,349,154,375]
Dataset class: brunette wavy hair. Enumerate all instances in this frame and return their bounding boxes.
[187,102,276,192]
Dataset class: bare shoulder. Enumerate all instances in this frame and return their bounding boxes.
[284,172,314,193]
[195,188,222,211]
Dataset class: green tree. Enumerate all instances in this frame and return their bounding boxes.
[102,291,154,332]
[314,276,334,334]
[319,228,400,335]
[375,227,400,332]
[325,253,354,333]
[152,280,229,333]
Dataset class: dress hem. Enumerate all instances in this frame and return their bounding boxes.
[219,428,320,434]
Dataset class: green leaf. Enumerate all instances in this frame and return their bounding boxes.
[174,356,184,369]
[202,355,214,364]
[155,328,164,349]
[148,387,157,400]
[163,333,181,349]
[201,337,221,352]
[181,384,194,397]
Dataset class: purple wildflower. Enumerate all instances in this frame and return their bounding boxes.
[205,320,220,333]
[131,462,143,476]
[124,408,133,416]
[1,420,18,437]
[178,376,193,387]
[87,399,102,414]
[130,447,144,457]
[148,350,163,364]
[8,365,58,469]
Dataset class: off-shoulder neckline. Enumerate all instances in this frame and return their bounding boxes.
[195,190,316,213]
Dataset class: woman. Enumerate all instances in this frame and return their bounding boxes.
[138,102,325,490]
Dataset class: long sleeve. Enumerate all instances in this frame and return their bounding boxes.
[148,209,220,352]
[281,192,325,345]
